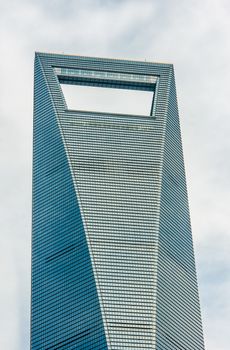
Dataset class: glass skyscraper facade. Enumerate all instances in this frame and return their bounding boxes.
[31,52,205,349]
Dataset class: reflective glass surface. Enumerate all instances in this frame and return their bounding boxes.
[32,52,205,350]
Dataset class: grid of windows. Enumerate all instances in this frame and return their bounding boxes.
[32,56,108,349]
[32,52,205,350]
[58,112,160,349]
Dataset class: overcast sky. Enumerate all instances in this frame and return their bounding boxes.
[1,0,230,349]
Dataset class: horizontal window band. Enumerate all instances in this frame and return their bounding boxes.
[59,76,154,92]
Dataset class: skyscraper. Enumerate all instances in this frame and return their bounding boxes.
[32,52,205,349]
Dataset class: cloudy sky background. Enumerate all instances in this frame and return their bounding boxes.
[1,0,230,349]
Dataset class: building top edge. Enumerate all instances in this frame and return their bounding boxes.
[35,51,173,68]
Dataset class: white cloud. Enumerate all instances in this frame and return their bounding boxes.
[0,0,229,349]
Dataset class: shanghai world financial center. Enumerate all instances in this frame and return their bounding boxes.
[31,52,205,349]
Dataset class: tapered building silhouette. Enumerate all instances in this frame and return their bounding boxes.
[31,52,205,349]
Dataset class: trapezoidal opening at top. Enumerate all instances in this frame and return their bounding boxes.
[55,67,157,117]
